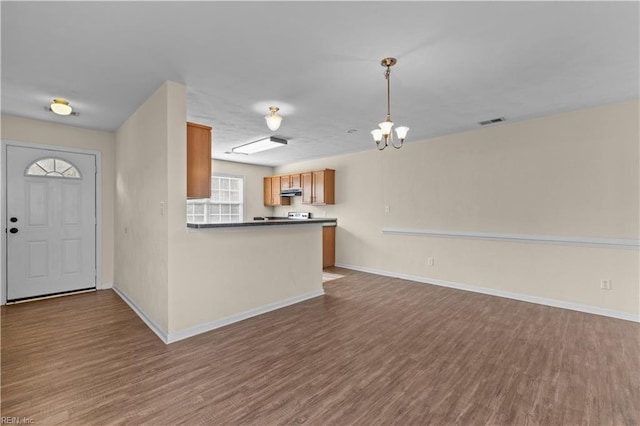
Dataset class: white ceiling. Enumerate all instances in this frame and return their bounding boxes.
[2,1,638,167]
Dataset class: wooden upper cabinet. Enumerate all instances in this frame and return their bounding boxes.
[301,172,313,204]
[263,177,273,206]
[290,173,301,189]
[272,176,282,205]
[313,170,325,204]
[186,122,212,199]
[264,176,291,206]
[303,169,335,205]
[266,169,334,206]
[280,174,301,191]
[280,175,292,191]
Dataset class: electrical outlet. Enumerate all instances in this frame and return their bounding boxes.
[600,279,612,290]
[427,257,435,266]
[384,205,390,213]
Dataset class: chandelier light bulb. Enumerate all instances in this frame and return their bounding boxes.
[371,129,383,142]
[379,121,394,136]
[395,126,410,141]
[265,106,282,131]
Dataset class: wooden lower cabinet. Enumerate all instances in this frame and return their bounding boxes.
[322,226,336,268]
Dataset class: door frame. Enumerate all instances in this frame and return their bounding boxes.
[1,140,103,305]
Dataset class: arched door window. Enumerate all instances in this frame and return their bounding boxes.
[25,157,82,179]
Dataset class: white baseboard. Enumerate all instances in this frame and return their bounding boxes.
[335,263,640,323]
[167,289,325,344]
[98,281,113,290]
[112,284,325,344]
[112,284,169,343]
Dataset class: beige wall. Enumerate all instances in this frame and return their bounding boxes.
[168,224,322,334]
[1,115,116,286]
[114,80,322,338]
[166,86,321,334]
[211,159,274,220]
[275,100,640,317]
[115,82,171,330]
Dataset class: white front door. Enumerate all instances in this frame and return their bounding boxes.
[6,145,96,301]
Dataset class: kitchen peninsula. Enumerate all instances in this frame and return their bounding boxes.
[187,214,338,269]
[169,218,330,343]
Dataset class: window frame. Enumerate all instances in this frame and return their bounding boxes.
[186,173,246,224]
[24,157,82,179]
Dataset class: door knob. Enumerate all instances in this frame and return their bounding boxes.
[10,217,17,223]
[9,228,18,234]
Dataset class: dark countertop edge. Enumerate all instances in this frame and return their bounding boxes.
[187,218,337,229]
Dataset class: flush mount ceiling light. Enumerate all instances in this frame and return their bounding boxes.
[371,58,409,150]
[49,98,73,116]
[232,136,287,155]
[265,106,283,131]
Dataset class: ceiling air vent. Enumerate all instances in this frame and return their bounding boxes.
[478,116,505,126]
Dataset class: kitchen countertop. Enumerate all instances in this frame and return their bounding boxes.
[187,218,337,229]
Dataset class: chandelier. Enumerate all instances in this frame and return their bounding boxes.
[370,57,409,150]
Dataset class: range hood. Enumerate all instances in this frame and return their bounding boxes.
[280,188,302,197]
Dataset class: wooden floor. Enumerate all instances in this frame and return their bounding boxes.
[2,267,639,425]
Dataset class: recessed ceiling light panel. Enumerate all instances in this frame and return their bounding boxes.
[478,117,506,126]
[232,136,287,155]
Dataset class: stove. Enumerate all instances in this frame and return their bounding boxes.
[287,212,312,220]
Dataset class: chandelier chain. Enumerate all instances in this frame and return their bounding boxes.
[385,67,392,122]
